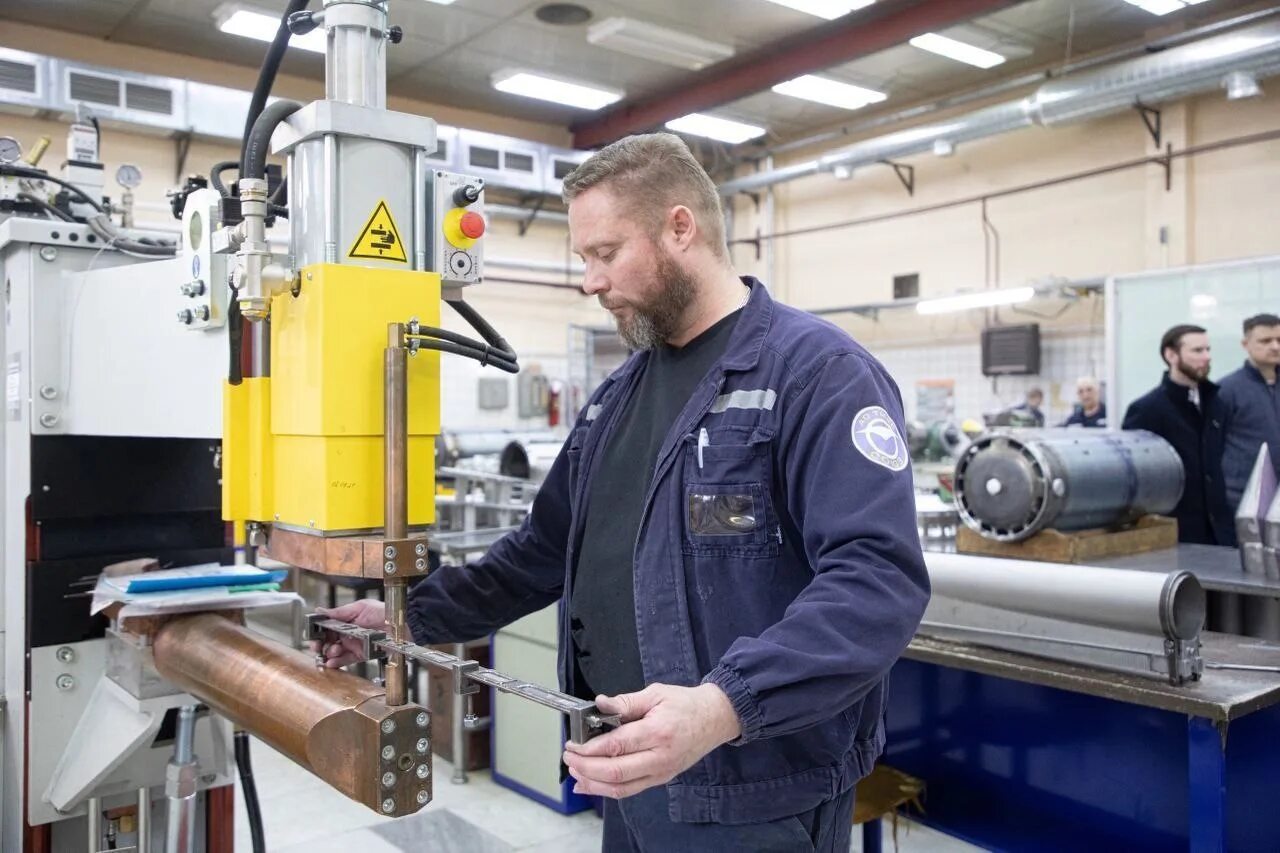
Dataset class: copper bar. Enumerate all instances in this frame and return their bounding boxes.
[152,614,432,816]
[384,322,409,706]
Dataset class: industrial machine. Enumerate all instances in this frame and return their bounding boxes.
[953,429,1184,542]
[1,3,616,851]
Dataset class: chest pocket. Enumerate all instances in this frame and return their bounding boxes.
[681,427,779,558]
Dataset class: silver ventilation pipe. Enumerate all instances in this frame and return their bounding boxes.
[719,19,1280,196]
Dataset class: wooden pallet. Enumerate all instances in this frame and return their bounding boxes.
[956,514,1178,564]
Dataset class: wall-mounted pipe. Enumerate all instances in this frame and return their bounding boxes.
[719,19,1280,196]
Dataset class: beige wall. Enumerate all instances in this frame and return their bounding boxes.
[729,89,1280,347]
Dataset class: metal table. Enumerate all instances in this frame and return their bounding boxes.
[888,631,1280,852]
[1091,544,1280,598]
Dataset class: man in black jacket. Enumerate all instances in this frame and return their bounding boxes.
[1122,324,1234,546]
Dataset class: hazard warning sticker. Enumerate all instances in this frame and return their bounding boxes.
[348,199,408,262]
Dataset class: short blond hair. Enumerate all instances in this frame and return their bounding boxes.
[562,133,727,258]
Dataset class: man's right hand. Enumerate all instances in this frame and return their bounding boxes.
[312,599,387,669]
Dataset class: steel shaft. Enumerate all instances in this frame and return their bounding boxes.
[385,323,409,706]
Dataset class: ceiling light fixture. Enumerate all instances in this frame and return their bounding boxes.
[909,33,1006,69]
[491,70,623,110]
[1122,0,1211,15]
[771,75,886,110]
[665,113,766,144]
[215,6,327,52]
[587,17,734,70]
[916,286,1035,315]
[760,0,876,20]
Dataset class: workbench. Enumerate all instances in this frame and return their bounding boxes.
[886,632,1280,852]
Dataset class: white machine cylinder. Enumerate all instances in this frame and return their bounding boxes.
[325,0,388,109]
[926,552,1205,641]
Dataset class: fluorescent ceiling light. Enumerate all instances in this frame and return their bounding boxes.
[772,75,886,110]
[491,71,623,111]
[916,287,1035,315]
[1123,0,1209,14]
[587,17,734,71]
[909,33,1006,69]
[665,113,766,144]
[761,0,876,20]
[216,7,327,53]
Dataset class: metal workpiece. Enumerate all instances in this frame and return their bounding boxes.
[152,613,432,817]
[954,429,1184,542]
[313,617,622,743]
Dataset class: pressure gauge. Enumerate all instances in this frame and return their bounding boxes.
[0,136,22,165]
[115,163,143,189]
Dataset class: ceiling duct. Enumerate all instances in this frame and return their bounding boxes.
[719,19,1280,196]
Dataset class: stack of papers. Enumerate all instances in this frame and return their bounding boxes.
[91,563,301,617]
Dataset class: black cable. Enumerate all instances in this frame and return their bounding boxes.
[410,323,517,366]
[269,177,288,205]
[234,732,267,853]
[89,116,101,155]
[244,100,302,183]
[408,331,518,370]
[228,283,245,386]
[0,165,105,213]
[240,0,311,178]
[16,192,74,222]
[445,299,517,360]
[210,160,239,197]
[410,338,520,373]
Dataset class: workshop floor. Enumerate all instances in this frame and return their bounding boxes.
[232,737,984,853]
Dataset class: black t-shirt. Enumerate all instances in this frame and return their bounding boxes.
[570,308,742,698]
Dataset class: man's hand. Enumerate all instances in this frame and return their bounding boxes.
[562,683,741,799]
[311,599,386,668]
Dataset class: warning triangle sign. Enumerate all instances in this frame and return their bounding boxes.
[348,199,408,263]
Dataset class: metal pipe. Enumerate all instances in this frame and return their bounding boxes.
[87,797,102,853]
[152,613,427,815]
[926,552,1205,641]
[137,787,152,853]
[384,323,408,707]
[164,706,198,853]
[486,204,569,225]
[719,19,1280,196]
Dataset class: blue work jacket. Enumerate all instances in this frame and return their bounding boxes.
[407,278,930,824]
[1219,360,1280,509]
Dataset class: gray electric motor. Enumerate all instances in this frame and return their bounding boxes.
[954,429,1185,542]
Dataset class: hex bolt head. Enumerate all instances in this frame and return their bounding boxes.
[55,646,75,664]
[414,558,427,571]
[56,674,75,691]
[416,763,430,779]
[414,543,427,556]
[381,798,395,814]
[381,745,396,760]
[381,719,396,734]
[384,545,396,558]
[39,246,57,262]
[415,738,428,753]
[382,772,396,788]
[416,790,429,805]
[415,712,429,727]
[176,308,193,325]
[384,561,396,574]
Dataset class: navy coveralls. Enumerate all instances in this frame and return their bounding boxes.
[408,279,930,827]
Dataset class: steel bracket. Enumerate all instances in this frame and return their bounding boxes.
[309,615,386,662]
[517,194,546,237]
[1135,101,1162,148]
[881,160,915,196]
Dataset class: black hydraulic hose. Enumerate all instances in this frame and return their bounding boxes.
[240,0,311,178]
[234,731,267,853]
[445,299,517,361]
[410,338,520,373]
[0,165,105,213]
[410,323,518,367]
[243,100,302,184]
[16,192,74,222]
[228,288,245,386]
[210,160,238,197]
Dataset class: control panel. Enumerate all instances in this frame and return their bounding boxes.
[176,187,229,330]
[426,170,485,289]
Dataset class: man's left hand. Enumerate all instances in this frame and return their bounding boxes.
[562,683,741,799]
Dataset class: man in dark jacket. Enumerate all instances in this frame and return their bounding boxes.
[1219,313,1280,509]
[1063,376,1107,427]
[318,133,930,851]
[1122,324,1235,546]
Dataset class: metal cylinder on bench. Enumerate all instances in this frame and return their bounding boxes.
[954,429,1184,542]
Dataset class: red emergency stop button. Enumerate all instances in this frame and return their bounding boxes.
[459,211,485,240]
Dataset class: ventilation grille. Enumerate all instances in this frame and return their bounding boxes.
[0,58,37,94]
[68,71,120,106]
[125,81,173,114]
[469,146,500,170]
[553,157,579,180]
[504,151,534,173]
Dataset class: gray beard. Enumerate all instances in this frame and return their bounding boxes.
[614,250,698,351]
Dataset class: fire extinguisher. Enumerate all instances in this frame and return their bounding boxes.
[547,380,563,427]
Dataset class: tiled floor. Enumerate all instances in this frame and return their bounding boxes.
[231,737,983,853]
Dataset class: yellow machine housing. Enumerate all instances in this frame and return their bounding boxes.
[223,263,441,531]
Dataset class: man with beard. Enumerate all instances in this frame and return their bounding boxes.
[1219,314,1280,510]
[318,133,929,851]
[1122,324,1234,545]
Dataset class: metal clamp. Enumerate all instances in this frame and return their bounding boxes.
[308,615,386,663]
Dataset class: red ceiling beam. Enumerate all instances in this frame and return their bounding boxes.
[570,0,1025,150]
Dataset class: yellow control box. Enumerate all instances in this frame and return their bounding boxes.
[223,263,441,532]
